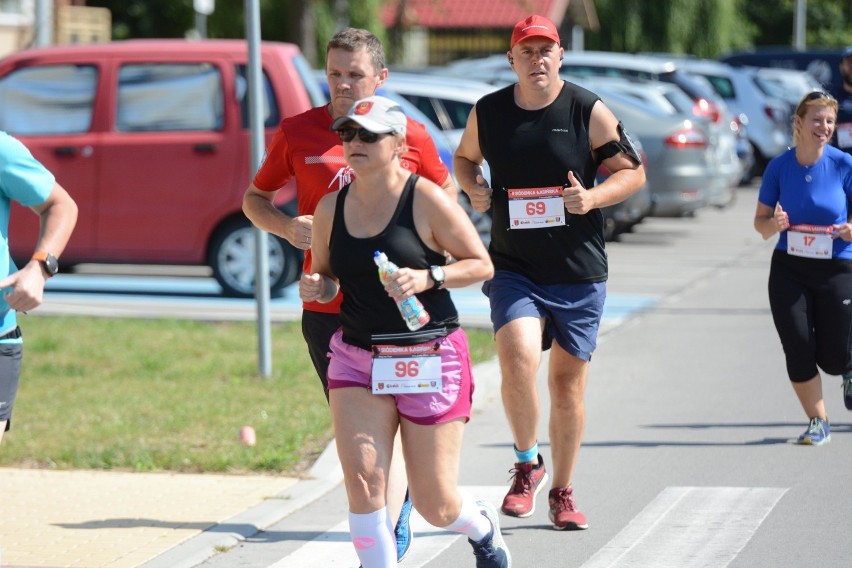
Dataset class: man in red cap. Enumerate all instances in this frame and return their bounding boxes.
[454,14,645,531]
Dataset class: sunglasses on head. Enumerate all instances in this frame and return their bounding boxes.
[804,90,836,102]
[336,126,387,143]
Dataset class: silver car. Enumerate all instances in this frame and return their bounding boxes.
[576,75,747,197]
[668,58,792,177]
[582,83,716,217]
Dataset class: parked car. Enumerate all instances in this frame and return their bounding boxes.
[661,58,792,178]
[750,66,823,111]
[585,83,717,217]
[557,53,741,207]
[576,74,750,190]
[0,39,323,297]
[719,47,845,98]
[382,71,498,146]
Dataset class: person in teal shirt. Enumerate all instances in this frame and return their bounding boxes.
[0,131,77,444]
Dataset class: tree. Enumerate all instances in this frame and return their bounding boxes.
[740,0,850,48]
[86,0,391,67]
[586,0,755,57]
[586,0,849,57]
[87,0,194,39]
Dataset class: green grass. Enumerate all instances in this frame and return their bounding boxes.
[0,316,496,475]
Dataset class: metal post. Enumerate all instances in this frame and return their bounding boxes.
[245,0,272,378]
[571,25,584,53]
[794,0,806,50]
[195,12,207,39]
[34,0,53,47]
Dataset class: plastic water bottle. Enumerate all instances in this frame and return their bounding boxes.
[374,251,431,331]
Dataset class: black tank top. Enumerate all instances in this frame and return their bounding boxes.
[329,174,459,349]
[477,81,607,284]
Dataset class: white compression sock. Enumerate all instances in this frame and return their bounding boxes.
[442,494,491,543]
[349,508,397,567]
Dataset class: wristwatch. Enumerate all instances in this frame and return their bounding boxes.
[429,265,446,289]
[32,251,59,277]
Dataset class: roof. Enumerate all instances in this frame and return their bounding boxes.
[380,0,571,29]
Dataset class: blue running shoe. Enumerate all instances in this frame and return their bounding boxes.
[394,489,414,562]
[843,374,852,411]
[797,417,831,446]
[469,500,511,568]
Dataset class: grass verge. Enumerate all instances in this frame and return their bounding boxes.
[0,316,495,476]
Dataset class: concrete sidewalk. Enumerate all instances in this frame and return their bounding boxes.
[0,443,343,568]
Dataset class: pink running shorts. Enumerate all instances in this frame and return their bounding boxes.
[327,327,474,425]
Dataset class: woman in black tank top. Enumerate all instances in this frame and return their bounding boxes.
[298,96,509,566]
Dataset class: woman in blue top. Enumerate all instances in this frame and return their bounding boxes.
[754,91,852,446]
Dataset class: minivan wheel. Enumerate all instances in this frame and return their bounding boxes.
[208,218,301,298]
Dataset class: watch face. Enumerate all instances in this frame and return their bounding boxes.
[430,266,445,288]
[44,254,59,276]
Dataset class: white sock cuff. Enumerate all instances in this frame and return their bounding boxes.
[444,494,490,542]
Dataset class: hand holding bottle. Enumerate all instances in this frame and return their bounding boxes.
[374,251,430,331]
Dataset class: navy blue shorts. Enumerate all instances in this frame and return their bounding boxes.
[482,271,606,361]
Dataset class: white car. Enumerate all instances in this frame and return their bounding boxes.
[750,66,823,112]
[661,58,792,177]
[382,71,498,147]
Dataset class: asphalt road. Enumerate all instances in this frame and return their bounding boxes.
[161,184,850,568]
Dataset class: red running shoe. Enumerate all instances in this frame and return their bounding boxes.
[500,454,548,518]
[548,487,589,530]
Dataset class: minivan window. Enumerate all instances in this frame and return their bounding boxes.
[117,63,224,132]
[0,64,97,135]
[235,64,280,129]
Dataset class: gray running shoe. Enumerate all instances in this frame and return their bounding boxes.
[797,416,831,446]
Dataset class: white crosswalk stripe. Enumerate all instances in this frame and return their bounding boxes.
[268,486,508,568]
[267,485,786,568]
[580,487,787,568]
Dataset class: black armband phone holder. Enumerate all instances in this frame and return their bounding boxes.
[593,121,642,166]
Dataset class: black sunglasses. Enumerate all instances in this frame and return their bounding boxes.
[336,127,387,143]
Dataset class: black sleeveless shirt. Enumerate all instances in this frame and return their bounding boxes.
[329,174,459,349]
[476,81,607,284]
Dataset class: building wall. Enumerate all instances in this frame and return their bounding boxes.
[0,1,109,58]
[0,0,34,56]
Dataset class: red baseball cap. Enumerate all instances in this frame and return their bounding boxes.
[510,15,561,49]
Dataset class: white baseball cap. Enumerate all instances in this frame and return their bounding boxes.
[330,95,407,136]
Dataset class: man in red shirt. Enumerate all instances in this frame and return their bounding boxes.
[242,27,456,562]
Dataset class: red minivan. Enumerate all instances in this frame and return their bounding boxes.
[0,39,324,296]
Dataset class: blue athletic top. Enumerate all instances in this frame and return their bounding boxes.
[0,132,55,337]
[758,144,852,259]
